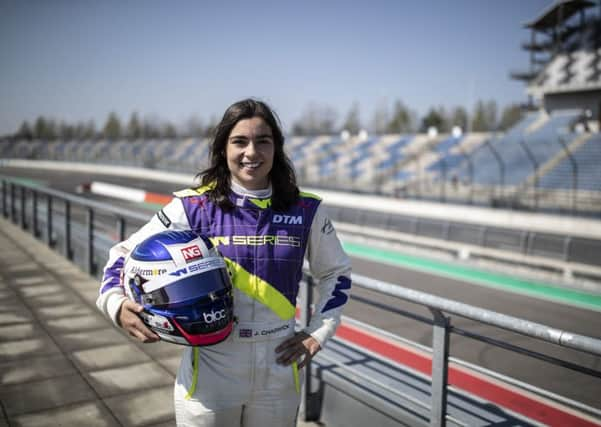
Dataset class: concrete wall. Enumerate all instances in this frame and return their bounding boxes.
[544,89,601,123]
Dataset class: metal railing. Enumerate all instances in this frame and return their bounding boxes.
[301,273,601,426]
[2,177,601,426]
[1,177,150,276]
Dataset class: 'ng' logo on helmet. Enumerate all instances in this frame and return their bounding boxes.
[181,244,203,262]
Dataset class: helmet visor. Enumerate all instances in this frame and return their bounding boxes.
[142,266,231,308]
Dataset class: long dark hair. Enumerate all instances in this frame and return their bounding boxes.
[197,98,299,211]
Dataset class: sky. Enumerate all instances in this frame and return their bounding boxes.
[0,0,553,135]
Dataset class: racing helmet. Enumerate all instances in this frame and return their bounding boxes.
[123,230,234,346]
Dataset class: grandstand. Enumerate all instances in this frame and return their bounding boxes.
[517,0,601,122]
[539,132,601,191]
[1,108,598,215]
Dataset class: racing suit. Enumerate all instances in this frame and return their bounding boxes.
[96,183,352,427]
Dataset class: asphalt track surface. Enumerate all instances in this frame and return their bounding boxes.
[2,167,601,409]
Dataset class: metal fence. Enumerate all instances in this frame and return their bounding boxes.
[2,177,601,426]
[388,133,601,218]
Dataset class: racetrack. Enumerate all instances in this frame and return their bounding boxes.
[2,166,600,409]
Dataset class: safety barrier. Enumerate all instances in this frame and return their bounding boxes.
[2,176,600,426]
[326,204,601,281]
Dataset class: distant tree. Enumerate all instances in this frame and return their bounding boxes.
[450,106,469,131]
[370,100,389,134]
[471,99,499,132]
[59,122,75,140]
[498,104,524,130]
[290,122,303,135]
[126,112,142,140]
[83,120,97,140]
[386,100,413,133]
[162,122,177,139]
[74,121,87,140]
[204,115,219,137]
[16,121,34,140]
[33,117,46,140]
[291,103,338,135]
[185,115,205,138]
[420,107,448,132]
[46,119,58,140]
[142,118,161,139]
[319,106,337,134]
[471,100,487,132]
[342,102,361,134]
[33,117,58,140]
[485,100,498,131]
[103,112,122,140]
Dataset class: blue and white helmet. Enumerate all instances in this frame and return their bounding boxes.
[123,230,234,346]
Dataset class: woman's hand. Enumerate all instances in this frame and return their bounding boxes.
[275,332,321,369]
[118,300,160,343]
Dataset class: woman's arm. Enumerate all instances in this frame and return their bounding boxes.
[303,203,352,347]
[95,197,191,336]
[276,203,352,367]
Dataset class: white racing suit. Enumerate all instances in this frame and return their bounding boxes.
[96,184,352,426]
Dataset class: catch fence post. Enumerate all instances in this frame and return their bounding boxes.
[430,308,450,427]
[46,195,54,247]
[86,208,96,275]
[299,275,316,421]
[518,138,539,211]
[10,182,17,223]
[117,217,126,242]
[64,200,73,260]
[483,139,505,206]
[20,186,27,230]
[2,180,7,217]
[32,190,39,238]
[439,156,448,203]
[557,136,578,214]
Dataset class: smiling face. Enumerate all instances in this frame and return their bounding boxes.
[226,116,275,190]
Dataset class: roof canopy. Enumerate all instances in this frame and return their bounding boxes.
[524,0,594,31]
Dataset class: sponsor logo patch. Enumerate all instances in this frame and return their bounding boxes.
[167,258,225,277]
[209,235,301,247]
[321,217,334,235]
[130,266,167,276]
[203,309,227,324]
[140,311,174,332]
[156,209,171,228]
[273,214,303,225]
[181,244,203,262]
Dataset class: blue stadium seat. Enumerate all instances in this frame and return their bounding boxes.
[539,133,601,191]
[452,111,578,186]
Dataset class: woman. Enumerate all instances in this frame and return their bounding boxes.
[96,98,352,426]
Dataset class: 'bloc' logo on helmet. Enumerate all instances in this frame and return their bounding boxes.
[203,308,226,324]
[181,245,203,262]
